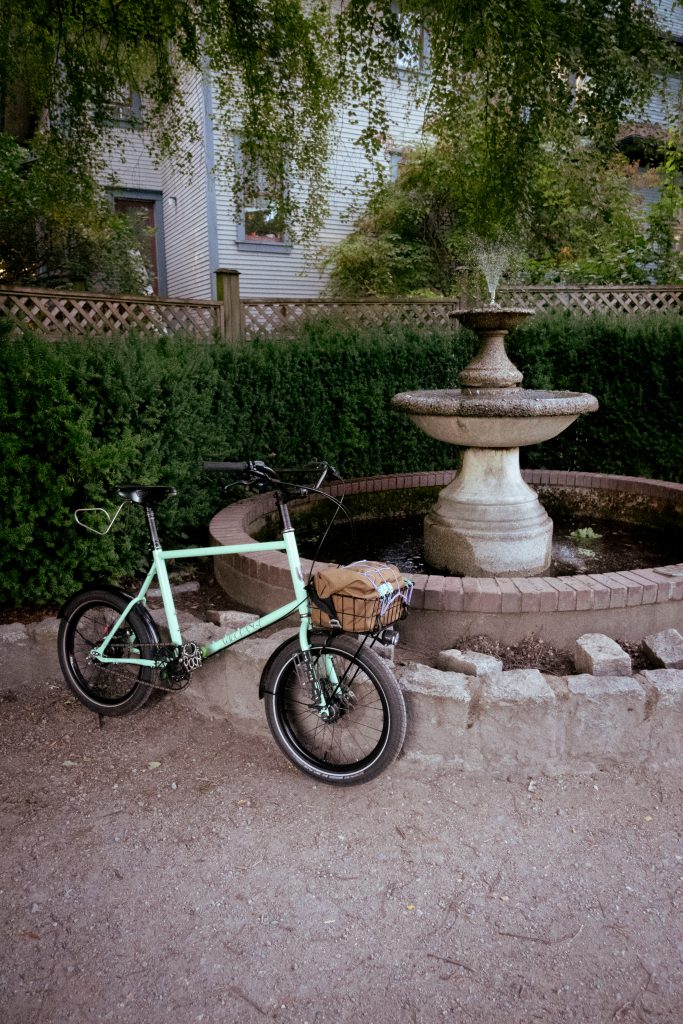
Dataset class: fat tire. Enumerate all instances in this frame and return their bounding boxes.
[58,589,156,716]
[263,634,406,785]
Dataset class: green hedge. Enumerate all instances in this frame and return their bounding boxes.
[1,311,681,609]
[0,320,466,607]
[509,311,683,480]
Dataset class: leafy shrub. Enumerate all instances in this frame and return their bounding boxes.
[325,137,683,296]
[509,312,683,479]
[2,311,681,610]
[0,133,152,291]
[0,322,463,608]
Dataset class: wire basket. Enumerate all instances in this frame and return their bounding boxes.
[311,582,413,634]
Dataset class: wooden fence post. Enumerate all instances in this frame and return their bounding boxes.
[215,268,245,342]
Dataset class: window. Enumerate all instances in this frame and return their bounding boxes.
[243,201,287,245]
[107,87,142,127]
[234,139,291,252]
[387,148,408,182]
[391,2,430,73]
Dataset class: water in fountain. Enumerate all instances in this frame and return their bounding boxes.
[470,238,516,305]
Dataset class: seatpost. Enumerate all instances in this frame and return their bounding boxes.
[145,506,162,549]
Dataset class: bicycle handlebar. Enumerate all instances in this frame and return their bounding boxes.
[203,461,251,473]
[202,459,342,493]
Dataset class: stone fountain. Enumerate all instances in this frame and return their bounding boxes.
[392,303,598,577]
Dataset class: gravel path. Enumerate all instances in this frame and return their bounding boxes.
[2,675,682,1023]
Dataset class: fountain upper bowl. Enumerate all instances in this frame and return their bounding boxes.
[391,388,599,447]
[454,307,535,333]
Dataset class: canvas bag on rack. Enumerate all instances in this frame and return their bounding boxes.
[309,560,409,633]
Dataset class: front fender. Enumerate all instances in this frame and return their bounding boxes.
[258,630,340,699]
[258,634,301,700]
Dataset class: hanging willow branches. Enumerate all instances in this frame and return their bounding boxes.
[0,0,680,241]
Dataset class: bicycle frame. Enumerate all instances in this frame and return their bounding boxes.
[91,528,311,668]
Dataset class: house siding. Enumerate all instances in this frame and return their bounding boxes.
[104,74,212,299]
[105,131,164,193]
[102,1,681,301]
[158,73,212,299]
[640,74,682,125]
[212,77,425,298]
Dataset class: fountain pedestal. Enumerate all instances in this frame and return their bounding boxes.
[424,447,552,576]
[392,308,598,577]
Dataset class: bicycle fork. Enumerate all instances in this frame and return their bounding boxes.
[300,642,364,722]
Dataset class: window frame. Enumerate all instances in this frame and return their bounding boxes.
[233,138,293,254]
[107,87,143,128]
[391,1,430,75]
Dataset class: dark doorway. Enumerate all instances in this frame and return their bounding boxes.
[114,196,160,294]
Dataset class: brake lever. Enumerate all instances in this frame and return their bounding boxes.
[313,462,343,488]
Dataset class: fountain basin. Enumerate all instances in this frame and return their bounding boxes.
[455,307,535,333]
[209,470,683,656]
[392,385,599,574]
[392,388,599,447]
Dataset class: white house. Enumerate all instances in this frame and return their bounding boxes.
[105,2,682,301]
[105,63,424,301]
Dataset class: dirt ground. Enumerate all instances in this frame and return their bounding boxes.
[2,664,683,1024]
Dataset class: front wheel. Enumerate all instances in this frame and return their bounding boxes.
[58,589,157,716]
[262,635,407,785]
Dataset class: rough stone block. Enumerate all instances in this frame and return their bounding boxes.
[483,669,555,703]
[643,628,683,670]
[29,618,60,640]
[0,622,29,645]
[0,619,62,693]
[179,624,294,732]
[436,648,503,676]
[397,663,479,767]
[207,609,260,630]
[565,674,647,764]
[476,670,560,770]
[574,633,631,677]
[640,668,683,709]
[639,669,683,766]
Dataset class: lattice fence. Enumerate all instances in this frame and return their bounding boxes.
[244,287,683,339]
[497,285,683,316]
[2,283,681,344]
[0,287,222,340]
[243,298,465,339]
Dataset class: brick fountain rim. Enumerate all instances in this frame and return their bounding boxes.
[208,470,683,654]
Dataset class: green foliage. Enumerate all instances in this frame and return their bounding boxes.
[1,1,679,243]
[324,232,433,298]
[509,312,683,481]
[327,139,506,297]
[524,150,650,284]
[0,134,150,290]
[3,313,683,610]
[326,137,683,295]
[642,133,683,284]
[0,323,462,608]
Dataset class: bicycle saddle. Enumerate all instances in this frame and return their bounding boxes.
[116,485,177,507]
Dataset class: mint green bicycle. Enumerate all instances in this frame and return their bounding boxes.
[57,460,410,785]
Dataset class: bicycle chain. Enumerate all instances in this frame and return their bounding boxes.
[87,641,202,692]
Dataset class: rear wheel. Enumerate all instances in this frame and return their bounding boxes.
[58,589,157,716]
[263,635,407,785]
